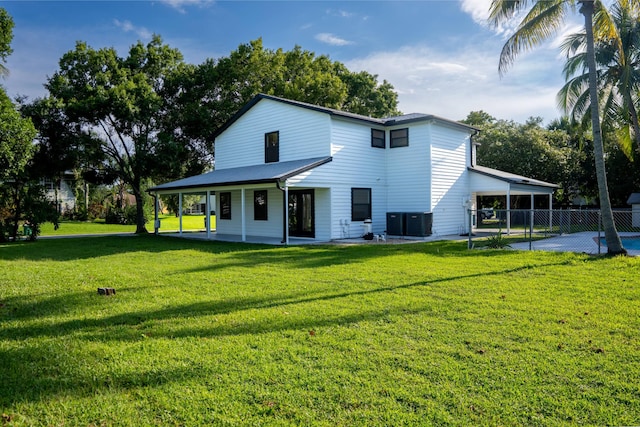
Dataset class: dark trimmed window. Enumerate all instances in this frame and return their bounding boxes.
[254,190,268,221]
[265,131,279,163]
[371,129,385,148]
[390,128,409,148]
[220,192,231,220]
[351,188,372,222]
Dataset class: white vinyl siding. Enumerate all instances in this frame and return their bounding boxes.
[215,99,331,170]
[386,123,431,212]
[215,187,283,238]
[211,98,476,241]
[430,125,471,235]
[287,118,387,238]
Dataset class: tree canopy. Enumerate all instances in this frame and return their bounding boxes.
[37,36,401,232]
[0,8,13,76]
[463,111,593,206]
[44,36,190,233]
[489,0,627,254]
[168,38,400,155]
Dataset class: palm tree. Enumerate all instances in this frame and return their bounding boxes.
[557,0,640,159]
[489,0,627,255]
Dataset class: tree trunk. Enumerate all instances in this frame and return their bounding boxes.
[132,182,148,234]
[581,0,626,255]
[11,183,21,241]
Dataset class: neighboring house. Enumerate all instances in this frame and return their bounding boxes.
[149,94,557,243]
[43,174,76,214]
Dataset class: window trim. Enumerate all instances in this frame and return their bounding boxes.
[351,188,372,222]
[371,129,385,148]
[265,131,279,163]
[390,128,409,148]
[253,190,268,221]
[219,192,232,220]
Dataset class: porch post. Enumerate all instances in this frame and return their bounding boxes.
[530,193,534,248]
[154,194,159,235]
[548,193,553,234]
[179,192,183,235]
[506,187,511,235]
[206,190,211,239]
[284,185,289,245]
[241,188,246,242]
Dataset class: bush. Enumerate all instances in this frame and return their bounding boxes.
[485,231,511,249]
[105,205,146,226]
[105,207,127,225]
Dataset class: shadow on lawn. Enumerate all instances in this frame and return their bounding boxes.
[0,233,530,275]
[1,261,566,343]
[0,257,579,407]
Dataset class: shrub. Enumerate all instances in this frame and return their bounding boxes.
[485,231,511,249]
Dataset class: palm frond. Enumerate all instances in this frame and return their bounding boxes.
[497,0,569,75]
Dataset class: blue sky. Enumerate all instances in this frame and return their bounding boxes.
[2,0,584,123]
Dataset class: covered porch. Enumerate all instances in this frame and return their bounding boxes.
[147,157,332,245]
[468,165,558,234]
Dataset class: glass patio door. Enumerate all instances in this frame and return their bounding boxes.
[288,190,315,238]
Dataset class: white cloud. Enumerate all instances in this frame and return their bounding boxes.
[315,33,354,46]
[114,19,152,41]
[460,0,492,26]
[326,8,355,18]
[345,43,565,123]
[160,0,213,14]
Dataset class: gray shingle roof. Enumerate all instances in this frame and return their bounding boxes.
[627,193,640,205]
[213,94,477,138]
[149,157,332,193]
[469,165,559,188]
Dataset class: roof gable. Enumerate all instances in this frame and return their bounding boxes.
[213,93,477,138]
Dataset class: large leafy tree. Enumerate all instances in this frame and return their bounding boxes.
[168,38,400,155]
[464,112,591,205]
[46,36,193,233]
[0,7,59,241]
[489,0,627,255]
[0,89,45,241]
[557,0,640,159]
[0,7,13,77]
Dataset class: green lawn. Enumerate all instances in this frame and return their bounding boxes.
[1,236,638,425]
[39,214,214,236]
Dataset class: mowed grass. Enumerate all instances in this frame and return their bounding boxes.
[0,236,639,426]
[39,214,213,236]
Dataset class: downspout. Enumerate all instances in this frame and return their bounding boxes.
[276,180,289,245]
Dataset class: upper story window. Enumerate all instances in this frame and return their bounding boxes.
[371,129,385,148]
[265,131,279,163]
[390,128,409,148]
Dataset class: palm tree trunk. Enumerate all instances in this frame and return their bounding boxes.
[580,0,626,255]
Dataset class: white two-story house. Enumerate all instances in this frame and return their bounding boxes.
[149,94,557,243]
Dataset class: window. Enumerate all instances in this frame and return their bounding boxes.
[351,188,372,222]
[254,190,268,221]
[43,178,55,191]
[220,192,231,220]
[371,129,385,148]
[390,128,409,148]
[265,131,279,163]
